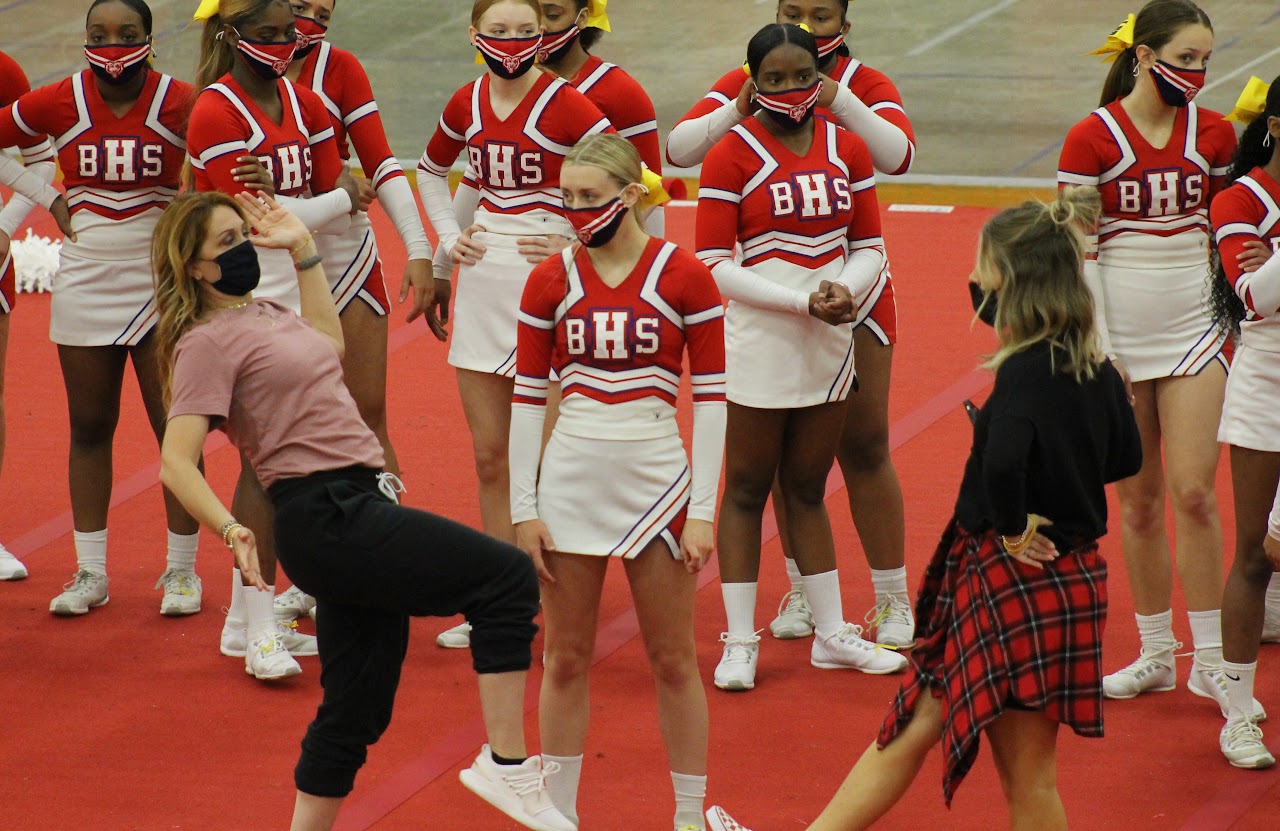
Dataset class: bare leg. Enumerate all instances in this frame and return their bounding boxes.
[539,551,609,756]
[478,670,534,759]
[985,709,1065,831]
[807,692,942,831]
[234,453,277,584]
[1114,379,1173,616]
[717,404,789,584]
[289,793,343,831]
[1222,446,1280,664]
[339,301,399,475]
[456,368,516,543]
[778,402,846,577]
[57,345,128,532]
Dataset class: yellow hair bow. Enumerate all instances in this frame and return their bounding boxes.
[193,0,220,23]
[1087,13,1135,63]
[586,0,611,32]
[639,167,670,211]
[1226,76,1272,124]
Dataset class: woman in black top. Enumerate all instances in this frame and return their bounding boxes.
[706,186,1141,831]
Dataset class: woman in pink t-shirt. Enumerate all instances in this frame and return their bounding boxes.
[151,190,574,831]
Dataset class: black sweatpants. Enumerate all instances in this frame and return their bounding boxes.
[269,466,540,798]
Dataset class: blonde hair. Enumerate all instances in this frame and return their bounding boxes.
[471,0,541,26]
[194,0,290,89]
[152,191,246,407]
[563,133,645,227]
[978,186,1105,382]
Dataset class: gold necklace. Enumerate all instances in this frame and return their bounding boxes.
[213,299,253,311]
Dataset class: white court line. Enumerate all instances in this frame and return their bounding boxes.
[905,0,1023,58]
[1199,44,1280,96]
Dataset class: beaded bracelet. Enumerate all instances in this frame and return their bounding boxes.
[1001,516,1039,555]
[219,518,243,548]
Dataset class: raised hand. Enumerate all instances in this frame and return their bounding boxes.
[233,190,310,251]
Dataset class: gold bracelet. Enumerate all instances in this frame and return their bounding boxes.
[219,518,243,548]
[290,235,315,258]
[1001,516,1039,554]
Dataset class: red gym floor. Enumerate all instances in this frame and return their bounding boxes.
[0,202,1276,830]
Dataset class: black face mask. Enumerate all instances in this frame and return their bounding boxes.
[209,240,261,296]
[969,281,997,327]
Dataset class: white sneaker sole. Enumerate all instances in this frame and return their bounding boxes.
[1102,675,1176,699]
[769,620,813,639]
[160,600,201,617]
[245,662,302,681]
[1225,749,1276,769]
[458,768,569,831]
[714,677,755,691]
[811,657,907,674]
[50,595,109,616]
[0,569,28,581]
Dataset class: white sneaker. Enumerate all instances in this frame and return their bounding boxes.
[458,745,577,831]
[811,622,908,674]
[437,621,472,649]
[1188,662,1268,722]
[866,595,915,649]
[1263,602,1280,644]
[222,618,319,658]
[155,569,202,616]
[273,585,317,623]
[714,632,761,691]
[1102,644,1178,699]
[1220,718,1276,769]
[768,589,813,639]
[244,632,303,680]
[706,805,755,831]
[49,570,109,615]
[0,546,28,580]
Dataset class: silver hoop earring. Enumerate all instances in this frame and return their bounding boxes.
[1266,133,1274,149]
[1131,61,1140,77]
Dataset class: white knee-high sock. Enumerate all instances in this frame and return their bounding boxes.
[74,529,107,576]
[543,753,582,826]
[1187,609,1223,667]
[721,583,757,638]
[244,583,276,642]
[1223,660,1258,722]
[870,566,909,602]
[671,771,707,830]
[800,569,844,641]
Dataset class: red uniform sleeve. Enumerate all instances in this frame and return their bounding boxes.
[296,85,341,193]
[1210,185,1261,305]
[513,256,566,406]
[159,78,194,142]
[330,50,402,189]
[0,81,70,152]
[843,133,883,247]
[1058,115,1107,187]
[694,134,745,269]
[0,53,53,155]
[588,67,662,174]
[1201,111,1239,202]
[673,249,726,402]
[187,90,252,194]
[421,84,474,177]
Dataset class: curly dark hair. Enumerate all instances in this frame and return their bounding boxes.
[1208,76,1280,340]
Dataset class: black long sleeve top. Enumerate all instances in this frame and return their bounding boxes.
[953,342,1142,549]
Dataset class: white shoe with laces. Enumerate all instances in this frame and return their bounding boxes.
[0,546,28,580]
[245,631,303,680]
[768,589,813,639]
[273,585,317,623]
[866,595,915,649]
[155,569,202,616]
[706,805,755,831]
[49,570,109,615]
[458,744,577,831]
[811,622,908,674]
[1102,643,1178,699]
[222,617,319,658]
[714,632,761,691]
[1188,661,1268,722]
[1220,718,1276,769]
[437,621,472,649]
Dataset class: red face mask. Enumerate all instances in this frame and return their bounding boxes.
[475,33,542,80]
[813,32,844,59]
[1150,60,1206,107]
[538,25,580,64]
[84,42,151,85]
[565,197,629,248]
[294,16,328,59]
[755,81,822,128]
[235,31,297,79]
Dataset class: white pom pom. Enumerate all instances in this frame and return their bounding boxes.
[11,229,61,294]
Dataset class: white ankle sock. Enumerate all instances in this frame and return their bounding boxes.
[783,557,803,592]
[721,582,757,637]
[1187,609,1223,667]
[244,583,276,641]
[870,566,909,601]
[543,753,582,826]
[165,531,199,573]
[229,568,247,624]
[800,569,844,641]
[1267,573,1280,608]
[1136,610,1176,660]
[1222,660,1257,722]
[74,529,107,576]
[671,771,707,830]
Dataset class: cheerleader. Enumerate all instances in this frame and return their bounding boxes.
[512,134,724,831]
[153,190,574,831]
[1206,75,1280,768]
[187,0,362,680]
[0,50,57,581]
[1059,1,1245,714]
[0,0,208,617]
[706,187,1142,831]
[696,23,906,692]
[417,2,611,546]
[669,0,917,650]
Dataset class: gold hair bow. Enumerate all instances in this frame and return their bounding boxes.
[1226,76,1272,124]
[193,0,220,22]
[586,0,611,32]
[1087,13,1135,63]
[639,167,670,211]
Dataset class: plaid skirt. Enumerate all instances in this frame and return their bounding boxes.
[877,518,1108,805]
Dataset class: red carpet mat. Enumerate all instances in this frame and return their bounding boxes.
[0,201,1276,830]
